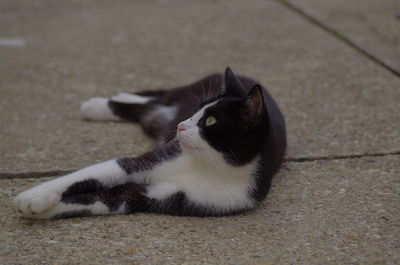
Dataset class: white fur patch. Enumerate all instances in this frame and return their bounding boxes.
[25,201,112,219]
[144,105,177,125]
[80,97,121,121]
[146,153,258,212]
[146,183,180,200]
[111,93,153,104]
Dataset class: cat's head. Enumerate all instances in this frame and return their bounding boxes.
[177,67,269,166]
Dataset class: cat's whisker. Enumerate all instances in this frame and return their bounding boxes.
[183,135,225,171]
[207,77,213,101]
[155,136,179,153]
[186,91,202,105]
[210,76,217,98]
[159,130,177,144]
[201,81,207,102]
[206,78,210,101]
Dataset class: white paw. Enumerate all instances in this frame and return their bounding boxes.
[80,97,121,121]
[13,187,60,217]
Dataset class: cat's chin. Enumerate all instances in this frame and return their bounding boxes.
[177,137,200,153]
[178,140,196,152]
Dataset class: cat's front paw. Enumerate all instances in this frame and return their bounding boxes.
[13,187,60,217]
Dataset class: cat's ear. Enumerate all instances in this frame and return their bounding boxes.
[244,85,266,125]
[224,67,246,97]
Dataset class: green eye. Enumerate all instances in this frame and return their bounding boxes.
[205,116,217,126]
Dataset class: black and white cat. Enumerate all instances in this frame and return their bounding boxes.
[13,67,286,219]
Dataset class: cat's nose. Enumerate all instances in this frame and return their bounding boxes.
[177,123,186,132]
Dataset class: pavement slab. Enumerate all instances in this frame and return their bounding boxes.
[286,0,400,74]
[1,156,399,264]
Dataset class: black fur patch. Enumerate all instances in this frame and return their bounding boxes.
[117,142,181,175]
[108,101,153,123]
[197,98,269,166]
[148,192,249,217]
[61,182,149,214]
[52,210,92,219]
[224,67,247,98]
[101,183,148,212]
[61,193,98,205]
[61,179,105,200]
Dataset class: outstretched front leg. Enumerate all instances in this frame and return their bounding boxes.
[13,142,180,219]
[13,159,131,219]
[29,182,150,219]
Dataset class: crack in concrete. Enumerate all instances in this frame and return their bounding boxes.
[286,151,400,163]
[0,170,73,180]
[1,151,399,180]
[276,0,400,78]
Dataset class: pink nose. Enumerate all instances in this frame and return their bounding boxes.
[177,123,186,132]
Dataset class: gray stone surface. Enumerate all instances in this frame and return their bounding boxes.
[287,0,400,73]
[1,0,399,175]
[1,156,399,264]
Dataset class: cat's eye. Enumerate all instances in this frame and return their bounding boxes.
[205,116,217,126]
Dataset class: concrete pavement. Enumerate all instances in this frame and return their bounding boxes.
[1,0,399,264]
[286,0,400,74]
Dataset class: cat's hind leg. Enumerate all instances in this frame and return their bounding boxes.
[80,97,122,121]
[80,91,161,122]
[80,90,177,145]
[108,93,178,145]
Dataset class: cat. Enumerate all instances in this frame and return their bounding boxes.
[13,67,286,219]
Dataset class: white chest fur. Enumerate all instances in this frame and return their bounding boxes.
[145,153,259,211]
